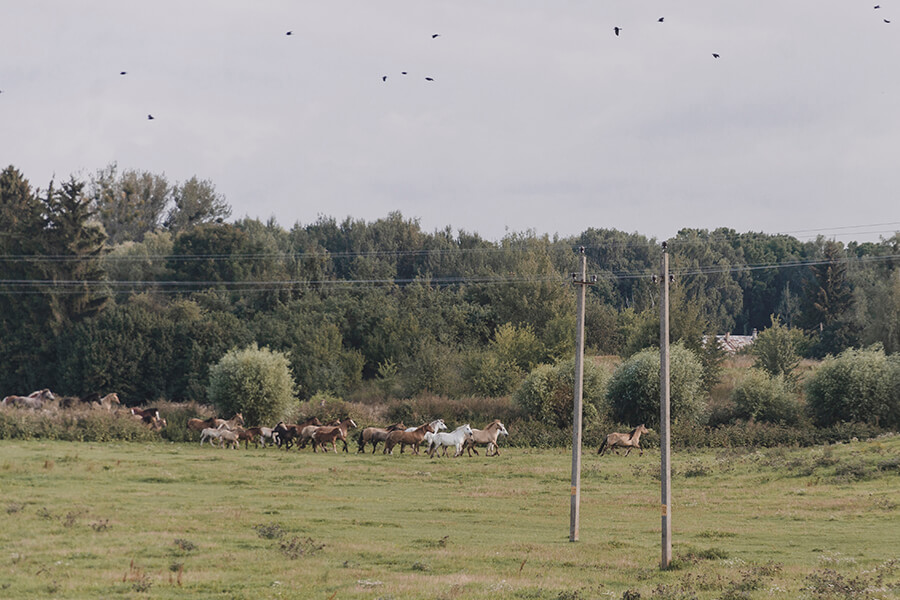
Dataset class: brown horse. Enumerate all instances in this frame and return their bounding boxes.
[383,423,435,455]
[462,420,509,457]
[187,416,218,432]
[598,425,650,457]
[312,418,358,453]
[356,422,406,454]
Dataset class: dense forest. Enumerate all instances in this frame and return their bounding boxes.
[1,164,899,407]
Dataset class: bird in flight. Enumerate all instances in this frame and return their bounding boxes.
[886,18,892,22]
[401,71,408,75]
[286,31,292,36]
[147,114,154,120]
[658,17,665,22]
[432,33,440,38]
[712,53,720,58]
[874,5,880,8]
[425,77,434,81]
[614,26,622,36]
[120,71,127,75]
[382,75,387,82]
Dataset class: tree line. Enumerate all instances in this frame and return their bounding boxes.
[1,163,898,406]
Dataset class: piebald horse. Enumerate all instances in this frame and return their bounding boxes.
[1,389,56,409]
[597,424,650,457]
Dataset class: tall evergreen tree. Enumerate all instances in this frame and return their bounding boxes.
[42,177,110,328]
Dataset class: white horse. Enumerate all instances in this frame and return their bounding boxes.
[428,424,473,458]
[200,424,228,446]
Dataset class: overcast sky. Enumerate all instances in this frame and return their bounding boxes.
[2,1,898,244]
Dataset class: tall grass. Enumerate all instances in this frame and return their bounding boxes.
[0,436,896,599]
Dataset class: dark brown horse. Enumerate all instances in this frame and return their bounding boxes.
[273,417,322,450]
[383,423,435,455]
[311,418,358,453]
[356,422,406,454]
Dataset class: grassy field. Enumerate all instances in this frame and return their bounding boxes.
[1,436,898,600]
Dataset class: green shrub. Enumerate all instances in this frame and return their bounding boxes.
[606,343,705,428]
[731,369,800,425]
[805,346,900,428]
[513,357,609,428]
[0,408,158,442]
[207,343,296,426]
[750,316,807,387]
[465,351,525,398]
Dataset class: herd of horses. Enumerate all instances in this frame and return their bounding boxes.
[2,388,652,457]
[186,414,513,458]
[0,388,166,430]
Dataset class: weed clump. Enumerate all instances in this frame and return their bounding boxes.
[279,537,324,559]
[253,523,286,539]
[172,538,196,552]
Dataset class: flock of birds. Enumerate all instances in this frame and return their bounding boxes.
[381,33,440,84]
[0,6,894,117]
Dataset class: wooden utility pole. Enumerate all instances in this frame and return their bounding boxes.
[659,242,672,569]
[569,247,591,542]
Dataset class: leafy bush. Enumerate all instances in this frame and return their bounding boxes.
[0,407,158,442]
[207,344,296,426]
[513,357,609,428]
[749,315,807,386]
[805,346,900,428]
[731,369,800,425]
[606,343,705,428]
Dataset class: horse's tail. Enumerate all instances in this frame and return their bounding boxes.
[598,438,607,455]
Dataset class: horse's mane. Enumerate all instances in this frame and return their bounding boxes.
[627,427,639,440]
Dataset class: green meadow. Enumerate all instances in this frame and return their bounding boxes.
[1,436,898,599]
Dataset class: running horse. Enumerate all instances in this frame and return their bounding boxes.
[462,419,509,457]
[1,389,56,409]
[597,424,650,457]
[356,422,406,454]
[383,422,435,455]
[92,393,121,411]
[311,418,358,453]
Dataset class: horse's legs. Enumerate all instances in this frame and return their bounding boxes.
[638,444,643,456]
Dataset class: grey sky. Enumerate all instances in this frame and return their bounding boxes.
[2,1,898,243]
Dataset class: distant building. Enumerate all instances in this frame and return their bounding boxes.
[704,330,757,354]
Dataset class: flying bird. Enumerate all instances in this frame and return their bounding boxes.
[712,53,720,58]
[382,75,387,82]
[147,114,154,120]
[614,26,622,36]
[886,18,892,22]
[401,71,408,75]
[432,33,440,38]
[286,31,292,35]
[425,77,434,81]
[874,5,880,8]
[658,17,665,22]
[120,71,127,75]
